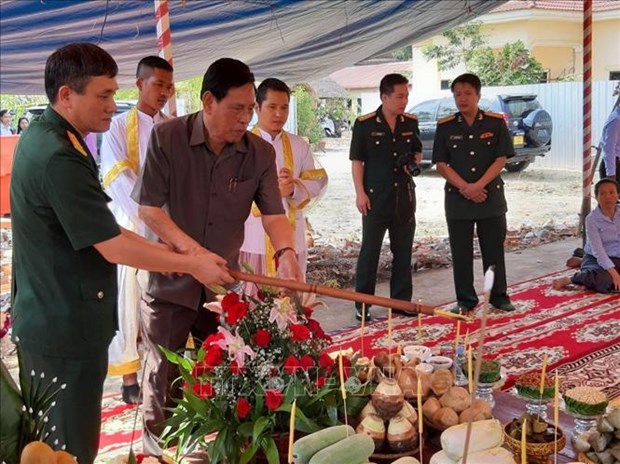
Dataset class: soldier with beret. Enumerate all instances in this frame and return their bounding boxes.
[432,73,515,313]
[350,73,422,321]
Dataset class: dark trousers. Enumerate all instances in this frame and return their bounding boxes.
[599,157,620,183]
[354,214,415,308]
[18,346,108,464]
[141,296,218,455]
[571,254,620,293]
[447,215,510,308]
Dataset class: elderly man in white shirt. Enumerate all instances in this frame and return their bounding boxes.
[99,56,174,404]
[240,78,327,284]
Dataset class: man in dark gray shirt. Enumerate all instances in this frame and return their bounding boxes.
[132,58,302,456]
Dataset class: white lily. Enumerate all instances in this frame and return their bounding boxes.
[269,296,297,331]
[203,295,224,315]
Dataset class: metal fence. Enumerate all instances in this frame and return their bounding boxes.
[481,81,619,171]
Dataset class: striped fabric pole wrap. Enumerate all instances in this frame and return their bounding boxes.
[154,0,177,116]
[581,0,593,241]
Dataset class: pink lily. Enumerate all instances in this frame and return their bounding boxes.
[203,295,224,315]
[212,327,256,369]
[268,296,297,331]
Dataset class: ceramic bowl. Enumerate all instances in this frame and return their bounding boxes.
[403,345,431,362]
[428,355,453,371]
[415,363,434,375]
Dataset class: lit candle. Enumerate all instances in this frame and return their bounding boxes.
[417,313,422,340]
[288,400,296,463]
[539,353,548,396]
[467,345,473,394]
[521,418,527,464]
[417,376,423,435]
[339,354,346,400]
[454,320,461,350]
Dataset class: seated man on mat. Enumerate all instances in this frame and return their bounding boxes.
[553,178,620,293]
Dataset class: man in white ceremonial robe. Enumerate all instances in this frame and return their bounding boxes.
[240,78,327,283]
[99,56,174,404]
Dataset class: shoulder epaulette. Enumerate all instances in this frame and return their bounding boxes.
[437,115,456,125]
[357,111,376,122]
[485,111,504,119]
[403,112,418,120]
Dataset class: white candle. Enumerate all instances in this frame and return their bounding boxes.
[467,346,473,394]
[288,400,296,463]
[417,376,423,435]
[521,418,527,464]
[339,354,346,400]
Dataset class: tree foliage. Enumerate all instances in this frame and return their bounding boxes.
[468,40,545,85]
[292,85,323,145]
[422,21,545,86]
[391,45,413,62]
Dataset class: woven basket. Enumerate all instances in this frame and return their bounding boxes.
[503,423,566,464]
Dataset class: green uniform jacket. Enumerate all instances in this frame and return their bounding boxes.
[432,110,515,220]
[10,107,120,358]
[349,105,422,223]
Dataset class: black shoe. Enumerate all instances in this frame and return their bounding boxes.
[492,302,516,312]
[355,307,372,321]
[121,383,141,404]
[449,304,475,314]
[392,308,415,317]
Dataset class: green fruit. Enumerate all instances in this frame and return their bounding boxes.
[293,425,355,464]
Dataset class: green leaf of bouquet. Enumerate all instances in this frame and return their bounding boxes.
[252,416,270,445]
[238,421,253,437]
[239,441,259,464]
[291,406,322,434]
[261,436,279,464]
[184,390,208,416]
[159,344,184,365]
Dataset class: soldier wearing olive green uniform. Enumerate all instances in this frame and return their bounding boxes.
[11,108,120,460]
[350,106,422,316]
[432,109,515,310]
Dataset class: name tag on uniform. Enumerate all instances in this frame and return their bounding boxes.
[480,131,494,139]
[449,135,463,141]
[371,131,385,137]
[401,131,414,136]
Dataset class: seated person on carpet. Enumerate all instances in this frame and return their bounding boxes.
[553,178,620,293]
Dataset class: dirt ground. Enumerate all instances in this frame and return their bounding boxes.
[305,133,582,287]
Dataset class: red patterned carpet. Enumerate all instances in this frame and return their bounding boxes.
[97,270,620,460]
[329,270,620,396]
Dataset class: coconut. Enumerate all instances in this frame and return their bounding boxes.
[399,400,419,425]
[359,399,378,421]
[20,441,56,464]
[387,414,417,451]
[356,413,386,449]
[372,378,405,420]
[397,368,418,399]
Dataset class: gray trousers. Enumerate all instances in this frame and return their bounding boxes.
[140,296,217,455]
[571,254,620,293]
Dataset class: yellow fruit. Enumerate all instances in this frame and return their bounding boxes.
[55,450,77,464]
[20,441,56,464]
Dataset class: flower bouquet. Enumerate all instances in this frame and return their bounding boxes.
[160,288,369,464]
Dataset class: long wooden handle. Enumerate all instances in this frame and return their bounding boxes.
[230,271,470,321]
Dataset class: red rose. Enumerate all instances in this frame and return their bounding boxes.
[192,360,208,378]
[316,376,327,388]
[135,454,145,464]
[306,319,326,339]
[202,332,224,350]
[342,356,352,379]
[221,292,240,310]
[226,301,249,325]
[303,306,313,318]
[265,389,284,411]
[236,397,252,419]
[283,354,300,374]
[230,359,244,375]
[254,329,271,347]
[290,324,311,342]
[193,382,215,399]
[204,347,224,369]
[299,354,315,371]
[318,353,334,369]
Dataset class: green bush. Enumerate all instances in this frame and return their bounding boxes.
[292,86,323,145]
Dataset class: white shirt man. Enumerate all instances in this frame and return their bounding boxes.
[99,56,174,404]
[240,78,327,280]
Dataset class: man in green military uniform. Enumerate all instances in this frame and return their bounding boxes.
[350,73,422,321]
[432,73,515,313]
[10,43,232,463]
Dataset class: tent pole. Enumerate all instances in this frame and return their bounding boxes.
[154,0,177,116]
[580,0,593,247]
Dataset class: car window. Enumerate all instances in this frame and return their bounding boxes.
[437,100,457,119]
[479,98,497,112]
[504,98,541,118]
[410,100,438,123]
